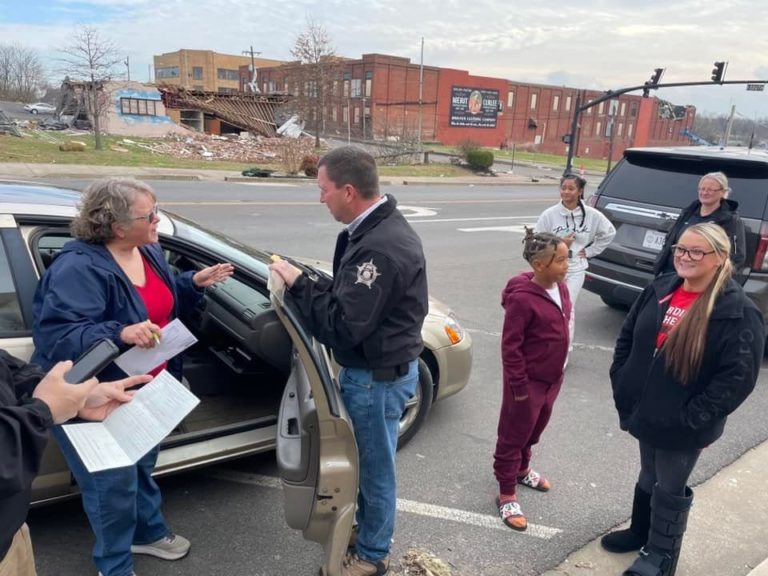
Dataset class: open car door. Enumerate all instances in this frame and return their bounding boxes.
[271,277,358,576]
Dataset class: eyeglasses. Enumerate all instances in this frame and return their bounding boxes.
[671,245,716,261]
[698,187,723,193]
[130,205,159,223]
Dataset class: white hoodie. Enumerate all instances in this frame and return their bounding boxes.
[535,202,616,274]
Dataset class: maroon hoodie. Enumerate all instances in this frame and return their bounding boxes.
[501,271,571,396]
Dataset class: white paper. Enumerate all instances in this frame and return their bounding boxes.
[62,370,200,473]
[114,318,198,376]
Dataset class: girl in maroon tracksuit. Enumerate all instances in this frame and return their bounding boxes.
[494,229,571,531]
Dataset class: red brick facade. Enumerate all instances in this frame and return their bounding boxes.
[254,53,696,161]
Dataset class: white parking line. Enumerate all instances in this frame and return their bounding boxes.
[205,470,562,540]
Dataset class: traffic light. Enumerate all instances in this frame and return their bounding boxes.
[711,61,726,83]
[649,68,664,86]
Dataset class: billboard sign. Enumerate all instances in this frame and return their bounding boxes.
[449,86,499,128]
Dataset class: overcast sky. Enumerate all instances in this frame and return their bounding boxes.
[2,0,767,120]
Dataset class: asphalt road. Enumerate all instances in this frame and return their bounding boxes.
[0,99,53,119]
[27,181,768,576]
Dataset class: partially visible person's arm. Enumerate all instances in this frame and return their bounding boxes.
[584,210,616,258]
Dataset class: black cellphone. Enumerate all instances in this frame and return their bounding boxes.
[64,339,120,384]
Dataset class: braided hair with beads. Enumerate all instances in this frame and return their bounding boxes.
[522,226,566,266]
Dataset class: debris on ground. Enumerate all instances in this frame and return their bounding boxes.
[0,109,21,137]
[59,141,87,152]
[396,548,455,576]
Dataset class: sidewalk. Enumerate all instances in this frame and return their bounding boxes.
[0,161,557,186]
[542,441,768,576]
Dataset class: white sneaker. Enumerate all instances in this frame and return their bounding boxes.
[131,533,190,560]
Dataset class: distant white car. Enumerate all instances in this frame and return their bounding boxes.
[23,102,56,114]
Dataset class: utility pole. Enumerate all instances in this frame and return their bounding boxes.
[417,37,424,152]
[124,56,130,82]
[723,104,736,146]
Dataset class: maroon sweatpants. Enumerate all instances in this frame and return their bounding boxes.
[493,380,562,495]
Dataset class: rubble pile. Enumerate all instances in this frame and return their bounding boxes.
[122,133,316,163]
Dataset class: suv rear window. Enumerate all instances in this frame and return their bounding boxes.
[599,151,768,218]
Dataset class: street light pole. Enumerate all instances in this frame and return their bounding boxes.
[242,46,261,92]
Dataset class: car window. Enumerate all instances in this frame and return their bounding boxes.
[601,152,768,218]
[0,239,25,335]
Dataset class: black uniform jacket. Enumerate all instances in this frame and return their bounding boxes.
[610,273,764,450]
[289,194,428,369]
[0,351,51,560]
[654,198,746,276]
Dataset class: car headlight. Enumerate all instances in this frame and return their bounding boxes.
[443,312,465,345]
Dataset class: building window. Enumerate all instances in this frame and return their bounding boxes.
[192,67,203,80]
[530,93,537,109]
[351,78,362,98]
[628,123,634,137]
[552,95,560,112]
[565,95,572,112]
[216,68,239,81]
[629,101,638,118]
[617,123,624,136]
[343,106,348,123]
[332,107,338,122]
[620,102,626,116]
[304,81,317,97]
[343,72,350,97]
[598,102,605,115]
[333,80,339,96]
[596,121,602,135]
[354,107,360,124]
[120,97,158,116]
[365,71,373,97]
[507,91,514,108]
[156,66,179,79]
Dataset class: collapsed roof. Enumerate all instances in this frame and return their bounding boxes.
[158,86,290,137]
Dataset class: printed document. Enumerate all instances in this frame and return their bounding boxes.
[115,318,197,375]
[62,370,200,472]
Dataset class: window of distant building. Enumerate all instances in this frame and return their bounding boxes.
[552,95,559,112]
[629,101,638,118]
[333,80,339,96]
[365,71,373,97]
[617,122,624,136]
[354,106,360,124]
[620,102,626,116]
[332,107,338,122]
[156,67,179,79]
[530,93,537,109]
[565,95,572,112]
[507,91,514,108]
[216,68,239,81]
[343,72,350,97]
[120,97,158,116]
[192,66,203,81]
[343,105,349,122]
[596,121,602,135]
[598,102,605,114]
[628,123,634,137]
[351,78,362,98]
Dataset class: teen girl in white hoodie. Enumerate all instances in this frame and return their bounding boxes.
[535,174,616,353]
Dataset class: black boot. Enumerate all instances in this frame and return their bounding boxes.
[622,485,693,576]
[601,484,651,553]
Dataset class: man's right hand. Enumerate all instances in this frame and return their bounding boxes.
[32,361,101,424]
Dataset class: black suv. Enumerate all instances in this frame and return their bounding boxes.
[584,146,768,322]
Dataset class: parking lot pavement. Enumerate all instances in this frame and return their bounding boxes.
[543,439,768,576]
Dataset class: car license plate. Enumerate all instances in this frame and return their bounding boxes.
[642,229,666,251]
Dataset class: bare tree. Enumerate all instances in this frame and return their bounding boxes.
[290,20,340,148]
[0,43,45,101]
[58,26,122,150]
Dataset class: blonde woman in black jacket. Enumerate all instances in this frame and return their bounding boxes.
[602,222,764,576]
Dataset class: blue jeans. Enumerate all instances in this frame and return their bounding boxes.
[340,360,418,562]
[52,427,170,576]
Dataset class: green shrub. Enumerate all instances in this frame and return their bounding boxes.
[457,139,481,158]
[466,149,494,171]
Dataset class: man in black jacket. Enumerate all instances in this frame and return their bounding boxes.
[0,351,146,576]
[270,146,428,576]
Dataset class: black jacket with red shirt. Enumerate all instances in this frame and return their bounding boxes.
[501,272,571,397]
[610,273,764,450]
[0,351,51,560]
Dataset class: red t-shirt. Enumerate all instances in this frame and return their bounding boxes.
[133,256,174,375]
[656,286,701,349]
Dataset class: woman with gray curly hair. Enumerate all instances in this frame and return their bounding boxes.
[31,177,233,576]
